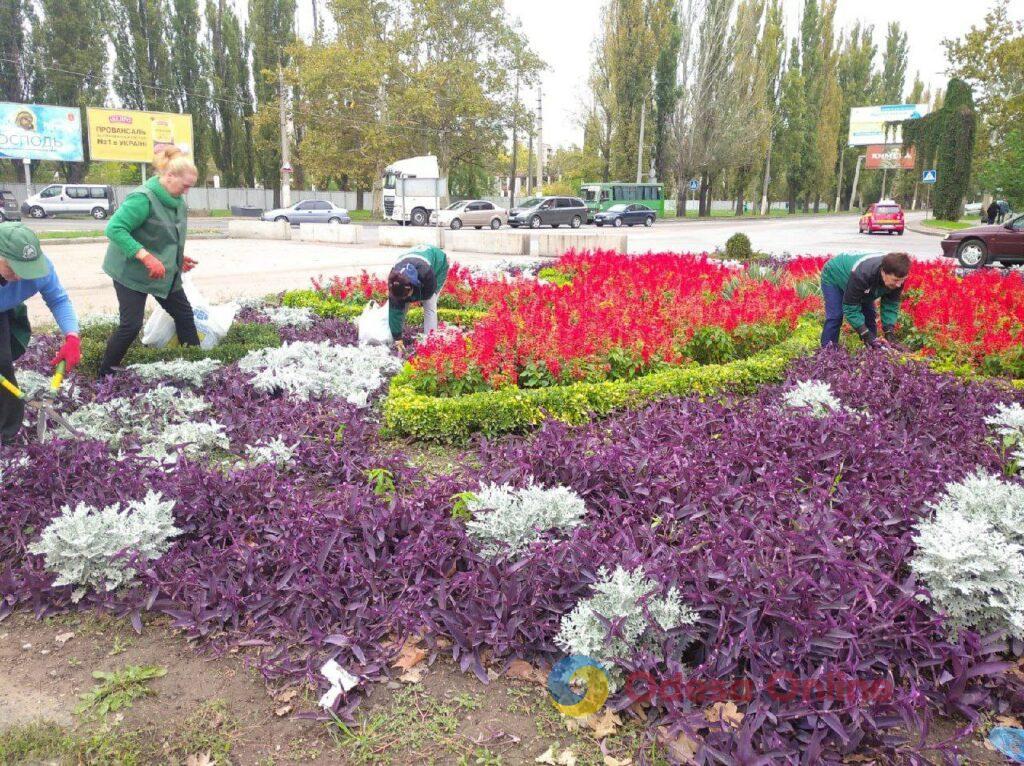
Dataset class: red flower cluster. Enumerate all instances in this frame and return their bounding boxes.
[410,252,816,392]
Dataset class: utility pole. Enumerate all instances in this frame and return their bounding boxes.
[279,62,292,208]
[535,86,543,191]
[849,154,865,211]
[833,146,846,213]
[509,71,520,209]
[526,129,533,194]
[636,99,647,184]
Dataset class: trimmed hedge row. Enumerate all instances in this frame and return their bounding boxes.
[78,322,282,378]
[383,319,821,443]
[282,290,486,327]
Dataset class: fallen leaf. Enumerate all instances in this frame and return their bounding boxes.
[274,704,292,717]
[627,701,648,721]
[536,745,558,765]
[586,708,621,739]
[563,717,582,733]
[54,632,75,646]
[995,714,1022,728]
[273,688,299,704]
[604,756,632,766]
[399,665,427,684]
[704,701,743,728]
[556,749,577,766]
[392,639,427,672]
[658,726,700,765]
[186,753,214,766]
[507,659,547,685]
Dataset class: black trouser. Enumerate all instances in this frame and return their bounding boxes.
[0,310,24,445]
[98,280,200,377]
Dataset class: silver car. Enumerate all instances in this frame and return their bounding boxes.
[429,200,507,229]
[261,199,351,225]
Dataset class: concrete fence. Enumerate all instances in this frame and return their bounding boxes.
[298,223,364,244]
[227,219,291,240]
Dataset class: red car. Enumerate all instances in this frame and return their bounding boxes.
[940,214,1024,268]
[859,200,905,235]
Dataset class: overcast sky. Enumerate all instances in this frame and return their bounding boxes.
[291,0,1021,150]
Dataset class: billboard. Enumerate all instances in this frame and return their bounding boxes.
[865,144,916,170]
[848,104,929,146]
[86,107,193,163]
[0,102,84,162]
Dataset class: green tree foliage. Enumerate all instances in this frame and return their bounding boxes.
[109,0,176,111]
[878,22,908,103]
[169,0,211,178]
[34,0,109,182]
[0,0,34,102]
[207,0,254,186]
[248,0,297,191]
[899,79,977,220]
[653,6,682,188]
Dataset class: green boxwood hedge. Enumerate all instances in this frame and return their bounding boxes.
[383,319,820,443]
[281,290,485,327]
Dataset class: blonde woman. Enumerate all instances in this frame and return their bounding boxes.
[98,147,200,376]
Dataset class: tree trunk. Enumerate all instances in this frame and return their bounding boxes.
[699,173,709,217]
[813,195,820,213]
[735,187,745,216]
[787,184,796,214]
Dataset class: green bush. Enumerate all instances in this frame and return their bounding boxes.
[281,290,485,328]
[684,326,736,365]
[78,322,281,378]
[383,319,820,443]
[724,233,754,261]
[537,267,573,286]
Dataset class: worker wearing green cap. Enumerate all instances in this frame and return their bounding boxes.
[0,222,80,445]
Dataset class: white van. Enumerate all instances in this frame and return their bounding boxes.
[21,184,117,220]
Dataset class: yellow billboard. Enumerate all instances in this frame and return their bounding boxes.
[86,107,194,163]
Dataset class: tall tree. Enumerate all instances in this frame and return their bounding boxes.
[878,21,908,103]
[248,0,297,192]
[834,22,878,209]
[776,37,806,212]
[652,4,681,187]
[0,0,34,103]
[110,0,176,111]
[35,0,109,182]
[169,0,211,179]
[207,0,254,186]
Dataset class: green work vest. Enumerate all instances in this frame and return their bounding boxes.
[102,183,187,298]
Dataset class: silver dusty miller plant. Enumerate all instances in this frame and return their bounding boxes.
[985,402,1024,467]
[241,437,298,470]
[555,565,698,689]
[28,491,181,602]
[238,341,402,406]
[464,480,587,558]
[782,379,846,418]
[911,471,1024,638]
[262,305,314,329]
[128,359,222,387]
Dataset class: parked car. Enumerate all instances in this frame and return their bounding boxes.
[430,200,507,230]
[21,184,116,220]
[964,201,983,216]
[859,200,905,235]
[594,203,655,228]
[940,215,1024,268]
[260,199,351,225]
[0,190,21,222]
[508,196,587,229]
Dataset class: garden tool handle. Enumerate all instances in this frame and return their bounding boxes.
[0,373,25,400]
[50,360,66,392]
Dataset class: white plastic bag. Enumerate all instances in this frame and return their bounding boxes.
[357,300,393,345]
[142,275,238,350]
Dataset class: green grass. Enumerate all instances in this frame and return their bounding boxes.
[37,230,107,240]
[75,664,166,718]
[348,209,382,222]
[921,218,977,231]
[206,209,233,217]
[77,320,282,378]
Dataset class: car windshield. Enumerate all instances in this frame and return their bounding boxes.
[581,187,601,202]
[608,204,628,212]
[445,201,466,210]
[518,198,542,208]
[383,172,397,190]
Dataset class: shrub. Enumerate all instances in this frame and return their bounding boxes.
[237,341,402,405]
[464,481,587,558]
[911,472,1024,638]
[78,322,281,378]
[683,326,736,365]
[554,565,697,689]
[27,491,181,602]
[724,232,754,261]
[281,290,484,328]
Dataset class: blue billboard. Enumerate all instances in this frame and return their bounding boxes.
[0,102,85,162]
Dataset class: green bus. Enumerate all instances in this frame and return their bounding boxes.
[580,182,665,221]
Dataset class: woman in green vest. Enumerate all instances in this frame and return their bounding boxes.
[97,146,201,377]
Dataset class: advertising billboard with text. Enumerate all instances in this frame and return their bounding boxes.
[86,107,193,163]
[865,144,916,170]
[848,104,929,146]
[0,102,84,161]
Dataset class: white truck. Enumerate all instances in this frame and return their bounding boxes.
[381,155,447,226]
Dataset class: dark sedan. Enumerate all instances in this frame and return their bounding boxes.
[594,203,655,228]
[940,215,1024,268]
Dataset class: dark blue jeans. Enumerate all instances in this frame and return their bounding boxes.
[821,282,876,347]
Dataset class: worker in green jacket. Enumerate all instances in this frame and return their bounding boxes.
[98,146,200,376]
[820,252,911,348]
[387,244,449,351]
